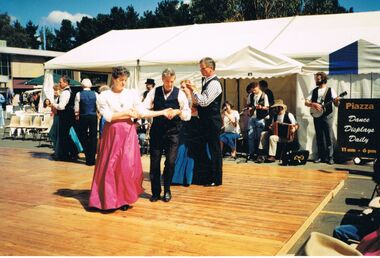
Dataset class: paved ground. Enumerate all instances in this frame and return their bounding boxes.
[0,124,376,255]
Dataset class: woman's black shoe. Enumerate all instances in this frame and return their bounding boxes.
[120,205,130,211]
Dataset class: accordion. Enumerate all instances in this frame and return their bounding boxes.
[272,122,294,141]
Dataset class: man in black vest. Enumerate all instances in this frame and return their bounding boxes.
[51,75,78,161]
[142,68,191,202]
[186,57,223,186]
[305,72,340,165]
[74,78,98,166]
[246,82,270,161]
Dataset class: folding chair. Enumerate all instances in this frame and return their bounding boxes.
[2,115,20,139]
[28,116,43,140]
[18,115,33,140]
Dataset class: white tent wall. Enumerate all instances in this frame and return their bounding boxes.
[296,73,380,159]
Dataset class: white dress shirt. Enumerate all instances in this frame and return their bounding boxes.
[307,87,337,103]
[193,75,222,107]
[52,86,71,110]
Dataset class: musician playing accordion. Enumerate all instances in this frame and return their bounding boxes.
[256,99,299,163]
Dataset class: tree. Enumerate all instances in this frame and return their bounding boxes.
[42,27,56,51]
[125,5,139,29]
[0,13,14,42]
[75,16,98,47]
[154,0,180,27]
[237,0,302,20]
[54,19,76,51]
[303,0,349,15]
[139,10,157,28]
[95,13,112,36]
[9,20,29,48]
[175,1,194,25]
[109,6,127,29]
[25,20,39,49]
[191,0,240,23]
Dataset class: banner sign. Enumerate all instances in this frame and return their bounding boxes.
[337,98,380,158]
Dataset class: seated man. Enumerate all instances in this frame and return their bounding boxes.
[256,99,298,163]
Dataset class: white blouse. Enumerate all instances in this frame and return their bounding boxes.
[223,110,240,134]
[97,88,141,123]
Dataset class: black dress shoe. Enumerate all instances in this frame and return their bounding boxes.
[120,205,130,211]
[327,158,334,165]
[162,192,172,202]
[314,158,322,163]
[149,195,160,202]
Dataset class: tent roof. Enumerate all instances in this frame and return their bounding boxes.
[302,39,380,74]
[25,73,81,86]
[265,11,380,59]
[216,45,303,78]
[45,11,380,72]
[44,25,192,71]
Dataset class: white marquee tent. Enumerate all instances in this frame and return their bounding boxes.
[44,11,380,157]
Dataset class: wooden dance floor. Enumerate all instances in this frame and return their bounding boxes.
[0,147,347,255]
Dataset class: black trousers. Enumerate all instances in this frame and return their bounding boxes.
[205,129,223,185]
[57,114,78,160]
[313,115,334,161]
[149,125,180,197]
[78,114,98,165]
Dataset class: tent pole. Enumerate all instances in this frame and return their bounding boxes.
[223,79,227,103]
[371,72,373,98]
[237,79,240,112]
[350,74,352,98]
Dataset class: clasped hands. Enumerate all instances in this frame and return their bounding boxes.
[163,108,180,120]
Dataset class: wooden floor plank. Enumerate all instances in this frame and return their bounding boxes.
[0,147,346,255]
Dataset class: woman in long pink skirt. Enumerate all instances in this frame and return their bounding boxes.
[89,66,168,211]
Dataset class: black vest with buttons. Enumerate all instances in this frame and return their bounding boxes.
[57,87,75,119]
[311,87,333,117]
[152,86,181,129]
[197,76,222,130]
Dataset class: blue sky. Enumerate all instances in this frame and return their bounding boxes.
[1,0,380,28]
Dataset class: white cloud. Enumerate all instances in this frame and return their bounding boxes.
[42,10,92,25]
[9,15,18,22]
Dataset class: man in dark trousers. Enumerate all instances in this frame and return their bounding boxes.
[187,57,223,186]
[51,75,78,161]
[74,78,98,166]
[141,68,190,203]
[305,72,340,165]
